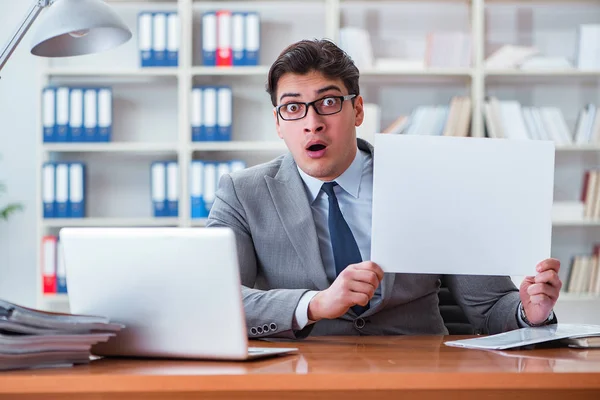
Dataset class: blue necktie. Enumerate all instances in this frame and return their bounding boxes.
[322,182,369,315]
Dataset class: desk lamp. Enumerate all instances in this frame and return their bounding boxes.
[0,0,131,75]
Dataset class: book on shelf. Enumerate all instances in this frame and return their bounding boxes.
[0,298,123,371]
[381,96,471,137]
[483,97,573,145]
[564,246,600,296]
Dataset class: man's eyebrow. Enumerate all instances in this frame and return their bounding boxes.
[316,85,342,95]
[279,85,343,103]
[279,92,300,102]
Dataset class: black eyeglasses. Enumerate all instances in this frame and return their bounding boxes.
[275,94,356,121]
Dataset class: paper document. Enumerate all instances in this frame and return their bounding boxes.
[371,134,555,276]
[444,324,600,350]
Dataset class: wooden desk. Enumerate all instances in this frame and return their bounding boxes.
[1,336,599,399]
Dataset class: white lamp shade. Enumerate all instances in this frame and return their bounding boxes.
[30,0,132,57]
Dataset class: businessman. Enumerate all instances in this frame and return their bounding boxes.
[206,39,562,339]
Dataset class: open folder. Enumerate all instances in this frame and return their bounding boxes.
[444,324,600,350]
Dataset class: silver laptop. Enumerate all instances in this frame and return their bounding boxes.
[59,227,297,361]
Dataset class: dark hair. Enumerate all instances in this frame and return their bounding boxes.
[266,39,360,107]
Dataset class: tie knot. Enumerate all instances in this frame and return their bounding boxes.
[321,182,338,198]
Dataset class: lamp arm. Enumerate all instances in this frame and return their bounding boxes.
[0,0,54,75]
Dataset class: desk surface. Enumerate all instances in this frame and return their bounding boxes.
[1,336,600,400]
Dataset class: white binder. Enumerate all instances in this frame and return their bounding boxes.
[55,163,69,218]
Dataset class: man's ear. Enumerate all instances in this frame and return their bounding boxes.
[354,95,365,127]
[274,108,283,139]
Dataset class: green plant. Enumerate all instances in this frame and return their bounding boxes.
[0,182,23,221]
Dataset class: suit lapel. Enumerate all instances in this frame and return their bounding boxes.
[265,154,331,291]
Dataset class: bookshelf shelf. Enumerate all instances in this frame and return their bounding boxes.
[45,68,179,77]
[190,66,270,77]
[552,219,600,227]
[558,293,600,301]
[555,145,600,152]
[360,68,473,78]
[485,69,600,77]
[190,141,287,152]
[42,143,179,153]
[42,218,180,228]
[191,219,208,227]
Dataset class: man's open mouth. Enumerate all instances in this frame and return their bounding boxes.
[307,144,326,151]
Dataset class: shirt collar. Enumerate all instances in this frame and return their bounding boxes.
[297,148,365,204]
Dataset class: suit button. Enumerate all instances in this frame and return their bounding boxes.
[250,327,258,335]
[270,323,277,331]
[354,317,366,329]
[262,324,270,333]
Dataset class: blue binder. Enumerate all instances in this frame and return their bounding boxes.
[42,87,56,142]
[166,161,179,217]
[54,163,70,219]
[244,12,260,66]
[167,12,179,67]
[138,12,154,67]
[68,162,86,218]
[97,88,112,142]
[56,240,68,293]
[69,88,84,142]
[151,161,167,217]
[202,12,217,66]
[232,12,245,66]
[42,162,56,218]
[216,86,232,141]
[191,87,203,142]
[203,87,217,141]
[83,88,98,142]
[190,161,208,218]
[55,87,70,142]
[152,12,168,67]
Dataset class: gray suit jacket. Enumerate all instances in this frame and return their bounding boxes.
[206,139,522,339]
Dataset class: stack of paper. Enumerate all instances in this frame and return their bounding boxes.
[0,299,123,371]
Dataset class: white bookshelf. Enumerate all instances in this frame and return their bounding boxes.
[35,0,600,319]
